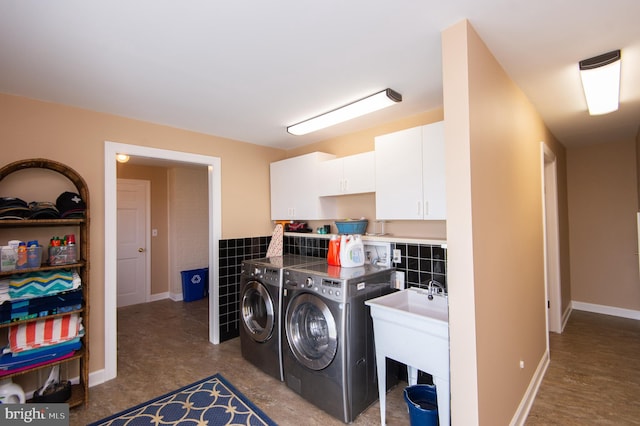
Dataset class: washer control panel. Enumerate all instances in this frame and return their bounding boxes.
[284,270,346,302]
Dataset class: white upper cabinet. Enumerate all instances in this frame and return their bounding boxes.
[375,121,446,220]
[318,151,375,196]
[270,152,337,220]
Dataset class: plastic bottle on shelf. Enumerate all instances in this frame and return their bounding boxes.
[67,234,77,263]
[26,240,41,268]
[16,242,27,269]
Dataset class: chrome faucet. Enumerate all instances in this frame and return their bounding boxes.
[427,280,444,300]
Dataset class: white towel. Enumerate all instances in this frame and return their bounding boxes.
[266,224,283,257]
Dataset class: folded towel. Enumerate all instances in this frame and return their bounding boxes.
[8,313,82,353]
[9,270,80,300]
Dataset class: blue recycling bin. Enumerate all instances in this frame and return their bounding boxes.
[404,384,439,425]
[180,268,209,302]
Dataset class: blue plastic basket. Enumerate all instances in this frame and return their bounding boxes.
[335,219,368,234]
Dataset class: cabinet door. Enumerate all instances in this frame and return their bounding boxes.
[318,158,344,196]
[375,126,424,219]
[270,158,295,219]
[422,121,446,220]
[343,151,375,194]
[270,152,336,220]
[318,152,375,196]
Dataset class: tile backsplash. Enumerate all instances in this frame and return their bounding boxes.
[218,236,269,341]
[217,234,447,342]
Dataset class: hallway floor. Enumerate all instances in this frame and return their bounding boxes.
[526,310,640,425]
[69,299,640,425]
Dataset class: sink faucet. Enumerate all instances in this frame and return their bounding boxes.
[427,280,444,300]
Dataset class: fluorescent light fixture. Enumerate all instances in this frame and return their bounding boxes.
[116,154,130,163]
[579,50,621,115]
[287,88,402,135]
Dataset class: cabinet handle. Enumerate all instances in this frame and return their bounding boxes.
[417,200,422,216]
[424,201,429,217]
[138,248,144,253]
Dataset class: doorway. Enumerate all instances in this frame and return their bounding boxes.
[541,142,562,334]
[104,142,222,383]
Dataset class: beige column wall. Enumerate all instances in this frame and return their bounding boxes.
[443,19,569,424]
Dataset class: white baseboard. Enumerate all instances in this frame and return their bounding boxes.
[510,349,550,426]
[560,303,572,331]
[149,292,170,302]
[572,301,640,320]
[89,368,107,387]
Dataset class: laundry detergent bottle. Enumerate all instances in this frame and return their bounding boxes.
[0,378,25,404]
[339,234,365,267]
[327,235,341,266]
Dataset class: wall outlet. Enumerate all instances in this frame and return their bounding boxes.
[392,249,401,263]
[519,360,525,369]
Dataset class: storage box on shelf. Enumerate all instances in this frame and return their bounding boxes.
[0,158,89,408]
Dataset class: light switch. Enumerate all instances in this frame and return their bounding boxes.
[152,229,158,237]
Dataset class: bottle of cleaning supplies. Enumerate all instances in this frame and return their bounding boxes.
[340,234,365,267]
[16,242,27,269]
[327,235,341,266]
[0,378,25,404]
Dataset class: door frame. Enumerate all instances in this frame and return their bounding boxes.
[541,142,562,334]
[116,178,151,307]
[104,141,222,383]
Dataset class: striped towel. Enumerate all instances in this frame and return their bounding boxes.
[9,270,80,299]
[8,313,82,353]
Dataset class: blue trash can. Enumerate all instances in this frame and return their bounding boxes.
[180,268,209,302]
[404,384,439,425]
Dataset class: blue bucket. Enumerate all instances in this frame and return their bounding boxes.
[404,384,438,425]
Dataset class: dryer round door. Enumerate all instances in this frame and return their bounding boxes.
[241,280,275,343]
[285,293,338,370]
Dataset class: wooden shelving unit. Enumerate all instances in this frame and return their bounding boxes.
[0,158,89,408]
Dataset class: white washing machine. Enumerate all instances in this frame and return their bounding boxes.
[281,263,398,422]
[239,255,325,381]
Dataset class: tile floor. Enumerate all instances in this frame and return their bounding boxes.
[69,299,640,425]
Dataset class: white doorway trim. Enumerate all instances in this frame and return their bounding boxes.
[104,141,222,383]
[541,142,562,335]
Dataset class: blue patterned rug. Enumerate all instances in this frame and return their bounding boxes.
[88,373,277,426]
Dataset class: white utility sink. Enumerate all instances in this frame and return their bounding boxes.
[366,287,450,426]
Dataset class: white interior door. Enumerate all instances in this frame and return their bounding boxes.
[117,179,150,307]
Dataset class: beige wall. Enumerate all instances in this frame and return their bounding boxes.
[637,127,640,207]
[168,166,209,295]
[443,20,569,424]
[116,164,170,295]
[0,93,284,374]
[568,140,640,310]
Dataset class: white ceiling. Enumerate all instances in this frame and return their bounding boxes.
[1,1,639,150]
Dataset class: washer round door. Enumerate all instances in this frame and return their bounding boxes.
[285,293,338,370]
[241,280,275,343]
